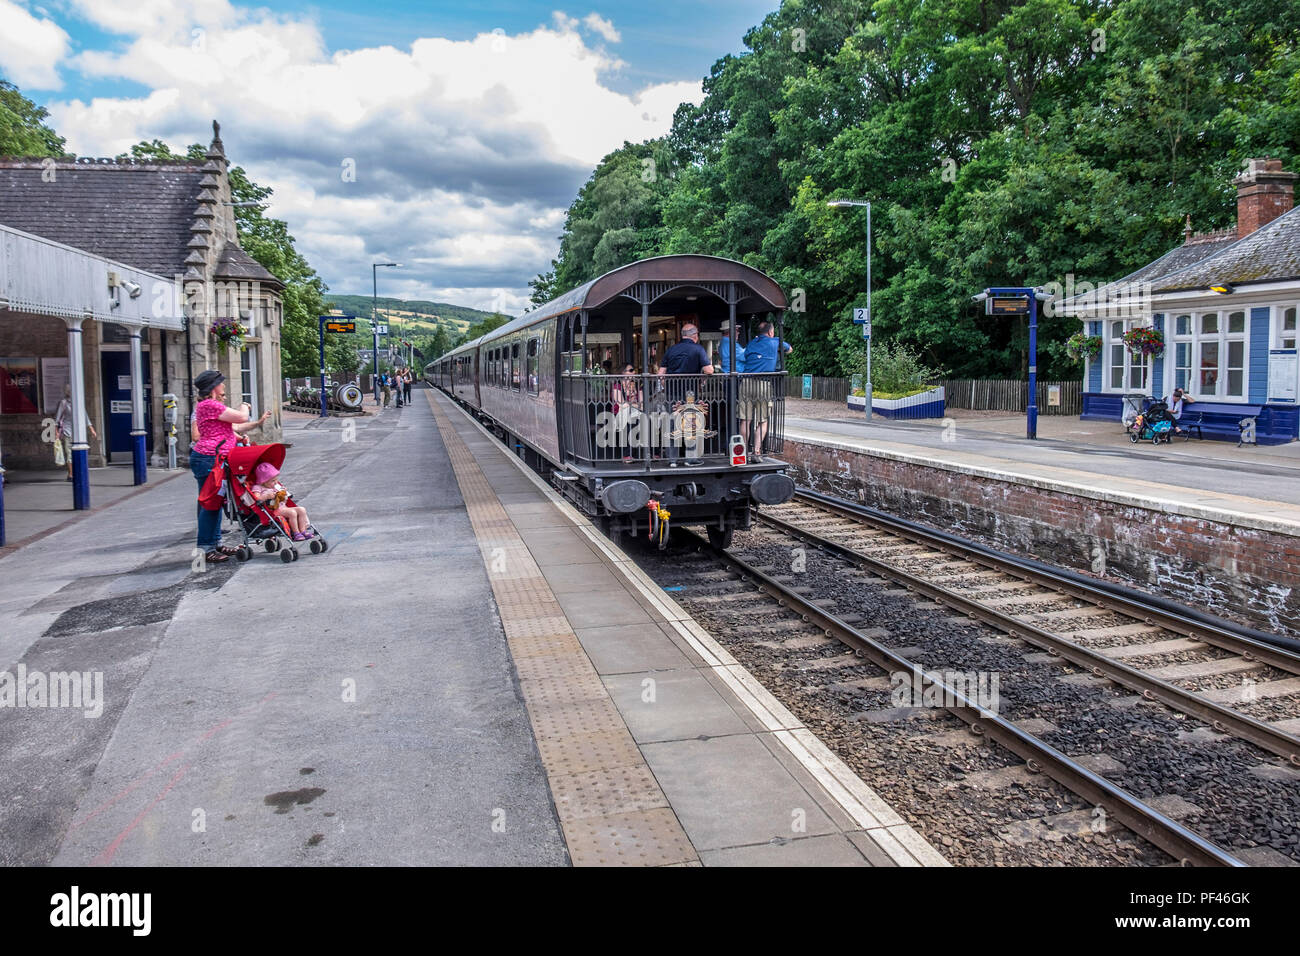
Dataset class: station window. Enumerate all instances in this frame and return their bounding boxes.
[1174,310,1248,399]
[510,342,521,391]
[526,337,539,394]
[1105,319,1148,391]
[1277,306,1297,350]
[240,344,259,417]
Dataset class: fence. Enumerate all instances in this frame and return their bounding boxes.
[284,374,376,397]
[792,376,1082,415]
[938,379,1082,415]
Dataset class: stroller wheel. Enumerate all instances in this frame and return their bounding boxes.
[280,548,294,564]
[1129,433,1138,443]
[309,538,322,554]
[236,546,252,562]
[263,538,278,553]
[1150,434,1160,445]
[319,538,328,552]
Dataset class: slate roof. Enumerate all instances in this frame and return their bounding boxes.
[1154,206,1300,291]
[0,159,209,278]
[1056,233,1238,315]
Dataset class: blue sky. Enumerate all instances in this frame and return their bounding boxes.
[0,0,779,311]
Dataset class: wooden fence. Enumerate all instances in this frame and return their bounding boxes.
[793,376,1082,415]
[938,379,1082,415]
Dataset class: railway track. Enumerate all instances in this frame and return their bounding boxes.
[758,491,1300,766]
[674,527,1246,867]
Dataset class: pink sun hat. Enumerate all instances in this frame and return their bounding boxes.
[253,462,280,485]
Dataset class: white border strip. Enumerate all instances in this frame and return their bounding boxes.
[439,394,949,867]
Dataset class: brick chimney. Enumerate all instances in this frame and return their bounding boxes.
[1233,158,1297,238]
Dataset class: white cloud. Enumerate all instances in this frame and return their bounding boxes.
[39,2,703,310]
[0,0,71,90]
[582,13,621,44]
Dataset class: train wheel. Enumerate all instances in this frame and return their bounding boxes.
[707,526,734,549]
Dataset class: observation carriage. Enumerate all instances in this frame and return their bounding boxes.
[427,255,796,547]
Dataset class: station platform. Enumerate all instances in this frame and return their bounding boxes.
[783,400,1300,534]
[780,400,1300,636]
[0,386,942,867]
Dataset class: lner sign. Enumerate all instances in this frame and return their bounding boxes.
[325,321,356,333]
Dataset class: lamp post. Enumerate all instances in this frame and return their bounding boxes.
[372,262,401,402]
[828,199,872,421]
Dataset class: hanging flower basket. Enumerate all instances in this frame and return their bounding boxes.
[210,316,246,351]
[1065,332,1102,363]
[1121,326,1164,358]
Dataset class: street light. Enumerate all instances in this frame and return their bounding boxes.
[372,262,401,402]
[828,199,873,421]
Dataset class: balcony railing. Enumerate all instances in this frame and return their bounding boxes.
[560,372,786,466]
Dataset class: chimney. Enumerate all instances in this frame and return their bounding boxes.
[1233,158,1297,238]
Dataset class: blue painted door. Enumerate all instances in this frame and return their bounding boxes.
[100,351,151,462]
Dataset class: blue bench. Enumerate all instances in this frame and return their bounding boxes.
[1174,402,1264,444]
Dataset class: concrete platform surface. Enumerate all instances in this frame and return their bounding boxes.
[1,391,566,866]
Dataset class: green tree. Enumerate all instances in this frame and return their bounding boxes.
[0,80,65,155]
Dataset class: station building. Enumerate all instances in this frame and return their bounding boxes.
[1059,158,1300,444]
[0,122,284,505]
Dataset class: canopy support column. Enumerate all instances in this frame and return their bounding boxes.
[130,327,147,485]
[67,317,90,510]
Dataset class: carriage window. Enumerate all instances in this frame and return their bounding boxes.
[510,342,521,391]
[526,337,539,394]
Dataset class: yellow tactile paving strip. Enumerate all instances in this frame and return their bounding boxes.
[427,391,699,866]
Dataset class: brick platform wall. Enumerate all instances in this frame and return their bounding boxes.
[783,439,1299,637]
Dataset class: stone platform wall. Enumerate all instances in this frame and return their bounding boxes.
[782,438,1299,637]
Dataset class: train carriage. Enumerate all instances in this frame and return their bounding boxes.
[428,255,796,547]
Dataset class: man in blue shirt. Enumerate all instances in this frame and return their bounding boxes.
[717,320,746,373]
[741,321,792,460]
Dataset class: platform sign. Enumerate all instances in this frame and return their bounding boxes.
[986,295,1030,316]
[375,324,388,335]
[802,374,813,399]
[852,308,871,338]
[325,320,356,334]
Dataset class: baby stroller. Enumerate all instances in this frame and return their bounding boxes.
[1129,400,1175,445]
[199,440,328,563]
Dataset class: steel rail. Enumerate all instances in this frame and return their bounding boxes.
[754,507,1300,765]
[687,530,1244,867]
[793,488,1300,662]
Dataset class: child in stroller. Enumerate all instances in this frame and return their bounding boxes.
[1129,399,1175,444]
[199,440,328,562]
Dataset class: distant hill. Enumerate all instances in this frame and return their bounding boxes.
[324,294,511,338]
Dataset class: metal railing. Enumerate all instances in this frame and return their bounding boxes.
[560,372,786,465]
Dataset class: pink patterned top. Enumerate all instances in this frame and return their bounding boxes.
[193,398,237,455]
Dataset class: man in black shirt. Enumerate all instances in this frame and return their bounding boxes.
[657,324,714,376]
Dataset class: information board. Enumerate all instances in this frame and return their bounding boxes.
[325,321,356,334]
[41,357,70,414]
[1269,350,1298,402]
[986,296,1030,316]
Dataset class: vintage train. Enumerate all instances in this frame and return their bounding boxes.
[426,255,796,547]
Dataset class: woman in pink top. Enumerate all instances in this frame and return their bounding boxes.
[191,369,271,562]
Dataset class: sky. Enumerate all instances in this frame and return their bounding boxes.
[0,0,777,314]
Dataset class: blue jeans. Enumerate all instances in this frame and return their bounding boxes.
[190,453,223,551]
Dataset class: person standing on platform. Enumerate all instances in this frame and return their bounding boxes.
[394,368,404,407]
[380,372,392,409]
[190,369,270,563]
[53,384,98,482]
[404,368,414,404]
[741,321,792,461]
